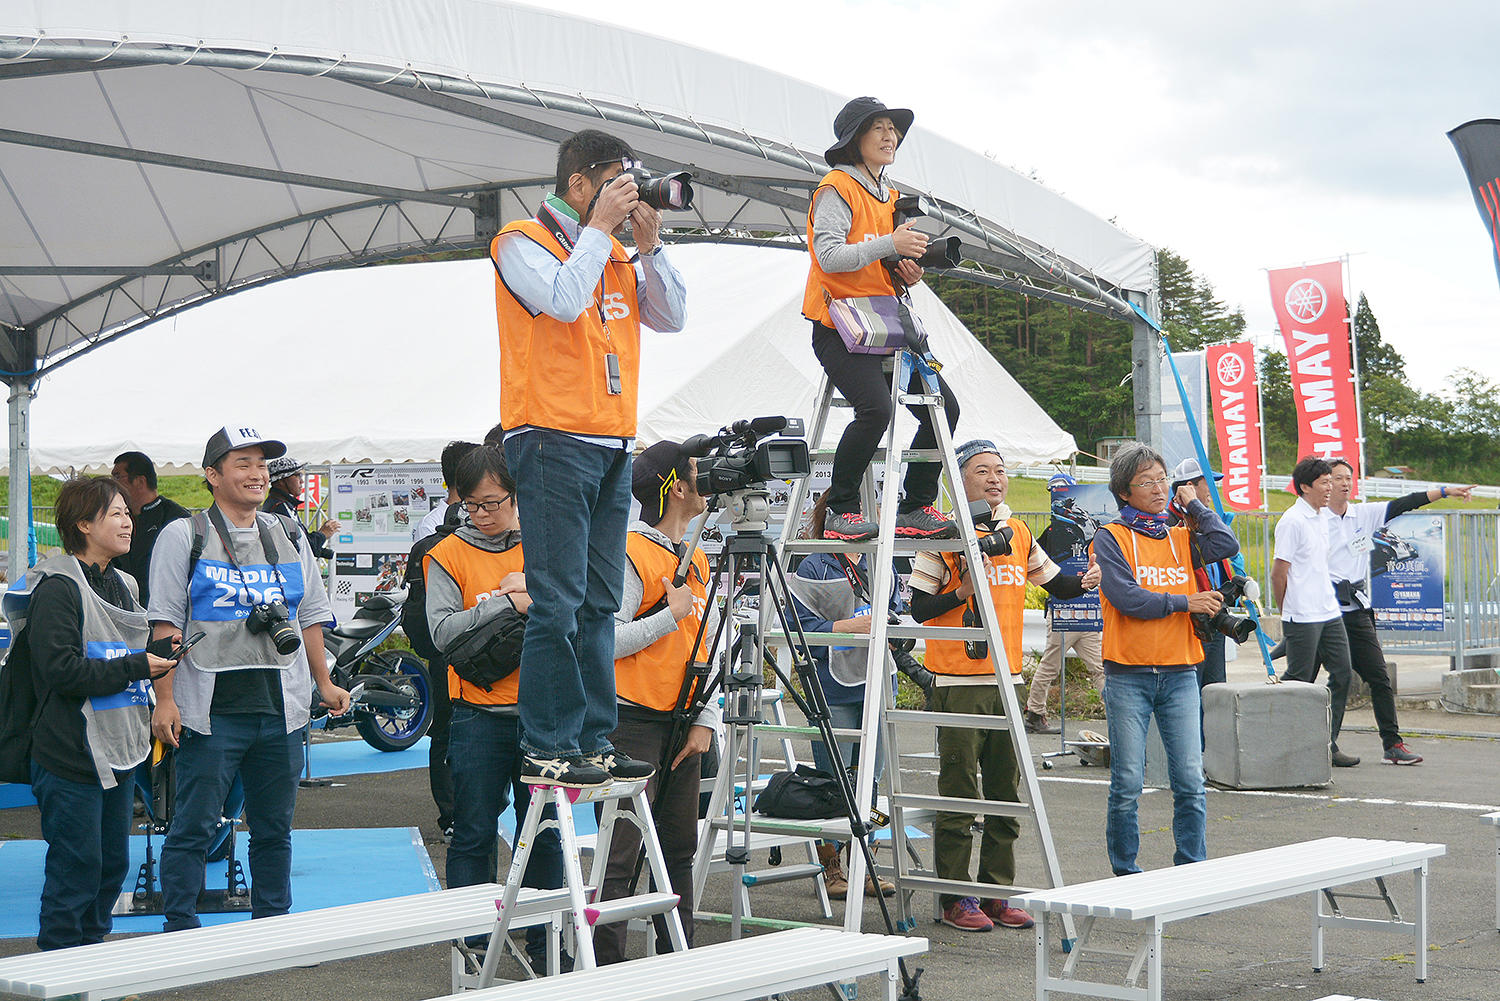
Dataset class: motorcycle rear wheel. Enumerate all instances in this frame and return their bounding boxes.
[354,649,433,752]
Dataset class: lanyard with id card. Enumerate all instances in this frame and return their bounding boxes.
[534,205,625,396]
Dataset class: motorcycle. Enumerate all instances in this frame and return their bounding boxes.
[315,587,433,751]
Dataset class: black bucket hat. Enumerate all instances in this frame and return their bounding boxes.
[824,96,914,165]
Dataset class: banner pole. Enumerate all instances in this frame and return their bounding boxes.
[1343,254,1370,496]
[1256,343,1271,514]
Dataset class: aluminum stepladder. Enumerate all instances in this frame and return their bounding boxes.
[774,348,1075,943]
[473,778,688,987]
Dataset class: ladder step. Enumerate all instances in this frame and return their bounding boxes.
[495,886,573,918]
[754,724,863,739]
[741,863,826,887]
[892,872,1040,901]
[884,709,1016,730]
[711,815,851,838]
[808,447,944,462]
[899,394,944,406]
[782,538,969,554]
[528,777,648,803]
[583,891,680,927]
[765,625,987,645]
[696,911,824,931]
[890,793,1030,818]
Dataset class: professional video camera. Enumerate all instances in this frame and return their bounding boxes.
[884,194,962,271]
[612,160,695,211]
[1192,574,1259,644]
[684,417,811,496]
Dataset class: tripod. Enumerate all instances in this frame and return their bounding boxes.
[656,487,923,1001]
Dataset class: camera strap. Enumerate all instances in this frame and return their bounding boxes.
[835,554,873,606]
[205,505,288,588]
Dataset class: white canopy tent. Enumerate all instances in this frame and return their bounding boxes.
[0,0,1156,576]
[3,246,1074,474]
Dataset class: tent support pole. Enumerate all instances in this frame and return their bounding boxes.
[1128,293,1162,448]
[7,375,34,584]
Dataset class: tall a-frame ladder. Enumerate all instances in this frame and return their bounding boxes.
[774,348,1072,936]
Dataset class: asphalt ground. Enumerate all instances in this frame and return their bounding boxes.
[1,700,1497,1001]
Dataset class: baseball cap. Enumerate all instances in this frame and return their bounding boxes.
[203,425,287,468]
[1171,457,1224,488]
[955,439,1002,471]
[632,440,691,522]
[266,455,308,480]
[1047,472,1077,490]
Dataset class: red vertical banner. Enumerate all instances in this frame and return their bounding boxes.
[1266,262,1362,482]
[1205,341,1264,511]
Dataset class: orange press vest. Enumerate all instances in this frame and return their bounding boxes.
[1096,523,1204,667]
[423,533,526,707]
[615,533,710,713]
[492,217,641,438]
[802,169,900,326]
[924,519,1034,678]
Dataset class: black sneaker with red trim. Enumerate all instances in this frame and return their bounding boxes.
[895,505,957,539]
[824,510,879,542]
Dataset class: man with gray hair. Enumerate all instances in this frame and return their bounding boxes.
[1093,442,1237,876]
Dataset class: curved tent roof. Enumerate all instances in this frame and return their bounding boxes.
[3,246,1075,474]
[0,0,1153,377]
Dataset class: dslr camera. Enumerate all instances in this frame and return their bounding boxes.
[884,194,963,271]
[612,160,695,211]
[1191,574,1259,645]
[247,599,302,655]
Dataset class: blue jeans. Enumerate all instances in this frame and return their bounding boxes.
[1196,631,1227,750]
[447,704,563,958]
[160,714,305,931]
[30,762,135,950]
[1103,669,1206,876]
[505,431,630,758]
[810,700,884,799]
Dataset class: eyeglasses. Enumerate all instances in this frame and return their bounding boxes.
[585,156,641,174]
[461,494,513,514]
[1130,477,1171,491]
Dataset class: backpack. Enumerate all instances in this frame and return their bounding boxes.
[401,505,461,662]
[753,764,845,819]
[0,629,43,784]
[187,510,301,579]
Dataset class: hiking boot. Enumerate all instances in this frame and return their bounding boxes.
[980,898,1035,929]
[817,843,849,900]
[824,510,879,542]
[894,505,957,539]
[1330,748,1360,768]
[520,754,610,787]
[940,896,993,932]
[1383,742,1423,765]
[588,750,655,781]
[1023,710,1060,735]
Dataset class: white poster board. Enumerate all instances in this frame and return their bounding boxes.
[328,463,445,623]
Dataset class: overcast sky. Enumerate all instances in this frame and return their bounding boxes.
[546,0,1498,394]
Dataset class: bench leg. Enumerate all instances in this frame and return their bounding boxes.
[1311,889,1325,973]
[1414,861,1429,982]
[1147,919,1163,1001]
[1035,910,1050,1001]
[886,957,899,1001]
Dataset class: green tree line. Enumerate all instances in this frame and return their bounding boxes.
[928,251,1500,482]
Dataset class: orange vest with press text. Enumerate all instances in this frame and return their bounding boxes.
[614,532,711,713]
[802,170,900,327]
[924,519,1033,677]
[1096,522,1204,667]
[424,533,526,707]
[492,219,641,437]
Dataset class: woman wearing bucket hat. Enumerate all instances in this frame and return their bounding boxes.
[802,97,961,543]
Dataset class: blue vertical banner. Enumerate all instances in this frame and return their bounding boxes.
[1040,482,1118,632]
[1370,513,1446,631]
[1160,350,1207,467]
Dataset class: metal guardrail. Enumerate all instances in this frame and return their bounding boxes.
[1013,465,1500,502]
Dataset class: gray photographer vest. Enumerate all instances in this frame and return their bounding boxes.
[183,511,305,674]
[23,556,152,786]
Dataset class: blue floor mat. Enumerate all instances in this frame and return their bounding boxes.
[0,826,438,940]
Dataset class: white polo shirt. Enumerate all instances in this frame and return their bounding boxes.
[1273,497,1341,623]
[1322,502,1387,610]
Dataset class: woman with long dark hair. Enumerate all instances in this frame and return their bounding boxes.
[802,96,961,542]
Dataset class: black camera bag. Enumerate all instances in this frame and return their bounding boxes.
[753,764,845,819]
[444,604,526,691]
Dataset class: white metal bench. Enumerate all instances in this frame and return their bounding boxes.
[430,926,927,1001]
[1310,995,1387,1001]
[0,882,566,1001]
[1483,811,1500,932]
[1007,837,1445,1001]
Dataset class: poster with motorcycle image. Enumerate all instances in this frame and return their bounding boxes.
[1041,482,1117,632]
[329,463,445,623]
[1370,513,1446,631]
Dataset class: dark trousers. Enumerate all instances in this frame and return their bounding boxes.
[446,704,561,959]
[592,709,700,965]
[505,430,628,758]
[1281,617,1353,747]
[30,762,135,951]
[1195,631,1227,750]
[160,714,304,931]
[1336,609,1403,749]
[931,685,1019,908]
[811,322,960,514]
[426,665,454,829]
